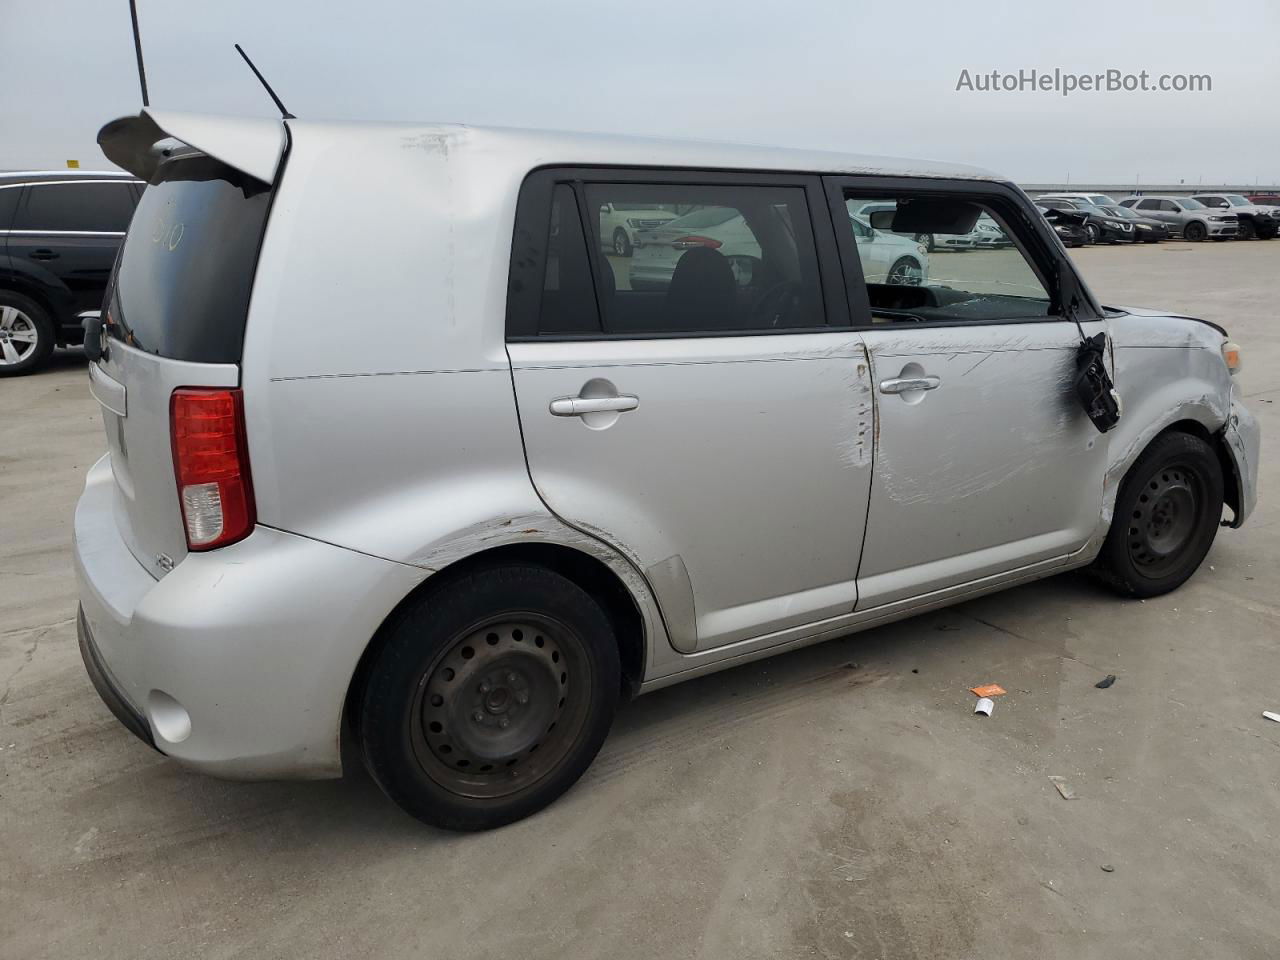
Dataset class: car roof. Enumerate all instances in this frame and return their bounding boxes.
[0,170,140,187]
[103,110,1007,185]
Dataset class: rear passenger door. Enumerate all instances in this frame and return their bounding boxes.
[8,180,137,317]
[507,171,873,653]
[830,182,1108,609]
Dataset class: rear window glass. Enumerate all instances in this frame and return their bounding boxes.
[111,155,273,363]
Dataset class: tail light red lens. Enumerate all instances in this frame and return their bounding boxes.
[671,235,723,249]
[170,388,255,551]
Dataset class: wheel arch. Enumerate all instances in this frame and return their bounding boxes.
[341,541,648,771]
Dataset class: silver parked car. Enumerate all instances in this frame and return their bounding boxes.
[1119,195,1239,241]
[77,110,1259,831]
[1189,194,1279,240]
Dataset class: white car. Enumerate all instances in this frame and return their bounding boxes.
[1036,191,1120,208]
[846,213,931,284]
[598,201,679,257]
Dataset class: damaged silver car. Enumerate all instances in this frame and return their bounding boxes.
[75,110,1259,830]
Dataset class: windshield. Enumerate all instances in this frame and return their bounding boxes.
[1177,198,1207,210]
[1075,203,1110,216]
[1107,206,1138,219]
[1087,195,1116,206]
[1225,195,1251,206]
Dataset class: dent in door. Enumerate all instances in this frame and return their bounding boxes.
[644,554,697,653]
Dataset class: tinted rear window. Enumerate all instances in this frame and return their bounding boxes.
[111,155,273,362]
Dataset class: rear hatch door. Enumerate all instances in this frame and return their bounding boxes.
[90,111,283,577]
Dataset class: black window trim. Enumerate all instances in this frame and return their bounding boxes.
[505,165,851,342]
[822,174,1104,330]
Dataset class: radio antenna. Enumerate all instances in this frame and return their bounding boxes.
[128,0,150,106]
[234,44,295,120]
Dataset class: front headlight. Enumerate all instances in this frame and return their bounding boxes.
[1209,215,1228,222]
[626,218,643,228]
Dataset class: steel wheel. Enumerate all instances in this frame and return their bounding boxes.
[886,257,923,286]
[409,614,589,799]
[0,305,40,366]
[1126,464,1201,578]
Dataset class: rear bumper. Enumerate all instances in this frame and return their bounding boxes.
[73,454,426,780]
[77,606,156,750]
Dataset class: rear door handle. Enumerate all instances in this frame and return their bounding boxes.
[879,375,941,395]
[29,249,59,261]
[549,395,639,417]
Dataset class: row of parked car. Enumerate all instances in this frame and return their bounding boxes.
[1034,191,1280,247]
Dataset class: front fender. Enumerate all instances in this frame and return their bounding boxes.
[1088,315,1235,551]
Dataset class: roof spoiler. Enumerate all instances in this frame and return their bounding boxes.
[97,108,286,184]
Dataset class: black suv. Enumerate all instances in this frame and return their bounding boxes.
[0,171,142,375]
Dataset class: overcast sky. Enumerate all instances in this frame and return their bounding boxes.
[3,0,1278,184]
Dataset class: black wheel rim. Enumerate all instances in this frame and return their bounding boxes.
[409,614,590,799]
[614,231,627,255]
[1126,462,1202,578]
[887,259,922,286]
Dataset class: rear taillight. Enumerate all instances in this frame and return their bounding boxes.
[170,388,255,551]
[671,235,723,249]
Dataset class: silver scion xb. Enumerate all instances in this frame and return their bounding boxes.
[77,111,1260,830]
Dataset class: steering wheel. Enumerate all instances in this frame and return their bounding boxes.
[752,280,804,328]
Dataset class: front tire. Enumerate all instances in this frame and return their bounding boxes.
[1085,223,1101,244]
[1183,220,1208,242]
[1092,431,1224,598]
[359,565,620,831]
[886,256,923,286]
[0,292,55,377]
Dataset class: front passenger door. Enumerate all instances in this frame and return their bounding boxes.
[834,185,1107,609]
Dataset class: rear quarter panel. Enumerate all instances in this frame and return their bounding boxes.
[238,123,672,666]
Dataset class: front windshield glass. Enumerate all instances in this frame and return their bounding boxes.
[1225,195,1251,206]
[1107,206,1137,218]
[1178,198,1206,210]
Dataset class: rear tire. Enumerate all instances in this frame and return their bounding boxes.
[0,292,55,377]
[1183,220,1208,242]
[1092,431,1223,598]
[359,565,620,831]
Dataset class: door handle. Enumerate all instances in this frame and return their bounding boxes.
[29,250,59,261]
[549,394,639,417]
[879,375,940,395]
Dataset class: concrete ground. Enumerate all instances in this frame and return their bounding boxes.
[2,240,1277,960]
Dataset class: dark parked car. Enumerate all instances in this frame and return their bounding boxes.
[1037,197,1136,244]
[0,171,141,375]
[1100,204,1168,243]
[1037,204,1089,247]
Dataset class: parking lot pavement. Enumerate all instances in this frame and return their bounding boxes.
[2,241,1277,960]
